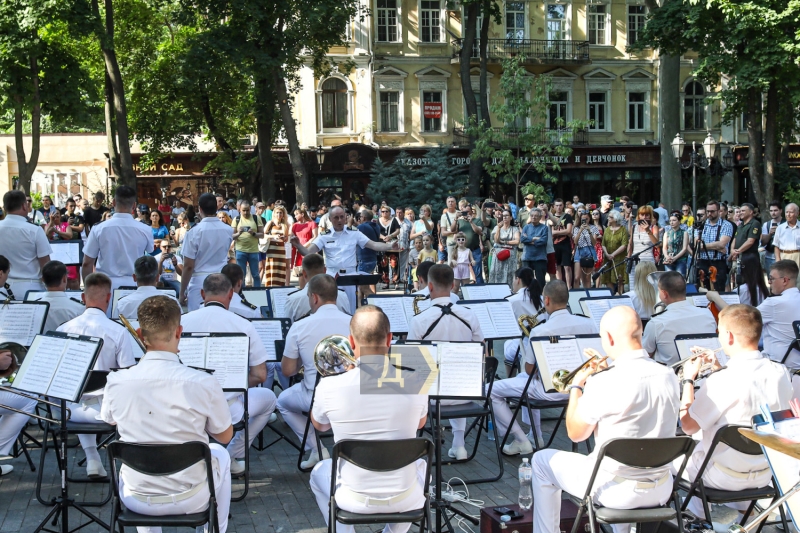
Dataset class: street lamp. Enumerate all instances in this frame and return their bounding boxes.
[316,145,325,170]
[672,132,717,214]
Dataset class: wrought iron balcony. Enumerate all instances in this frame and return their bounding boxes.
[452,38,591,65]
[453,127,589,147]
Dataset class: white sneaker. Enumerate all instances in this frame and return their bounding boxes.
[229,460,246,476]
[448,446,468,460]
[502,439,533,456]
[526,431,543,447]
[86,459,107,478]
[0,464,13,476]
[268,412,278,424]
[300,447,330,469]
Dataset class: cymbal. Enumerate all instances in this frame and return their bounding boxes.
[739,428,800,460]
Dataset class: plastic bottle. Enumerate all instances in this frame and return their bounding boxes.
[487,419,495,441]
[518,458,533,510]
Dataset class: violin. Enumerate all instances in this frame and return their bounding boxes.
[697,270,706,290]
[707,266,720,323]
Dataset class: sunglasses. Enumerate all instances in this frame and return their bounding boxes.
[381,210,389,213]
[456,238,466,241]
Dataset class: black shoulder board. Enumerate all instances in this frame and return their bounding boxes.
[296,311,311,321]
[71,297,85,306]
[651,308,668,318]
[287,289,301,296]
[239,295,258,310]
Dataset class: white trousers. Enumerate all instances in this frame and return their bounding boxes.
[265,363,290,390]
[187,274,211,312]
[63,398,107,457]
[309,458,427,533]
[0,391,37,455]
[276,383,316,451]
[431,399,468,448]
[533,449,673,533]
[6,279,45,301]
[120,443,231,533]
[489,374,567,443]
[227,387,277,460]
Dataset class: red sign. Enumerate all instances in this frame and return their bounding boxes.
[424,102,442,119]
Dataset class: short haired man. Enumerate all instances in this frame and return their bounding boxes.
[57,273,136,477]
[220,263,260,319]
[82,192,108,234]
[599,195,613,226]
[517,194,536,227]
[153,239,182,295]
[116,255,179,320]
[317,199,342,235]
[82,186,154,302]
[180,274,276,475]
[532,306,680,533]
[284,254,350,321]
[308,306,428,533]
[35,260,85,332]
[0,190,52,298]
[551,199,574,288]
[278,274,353,469]
[677,305,792,517]
[439,196,460,263]
[642,271,717,365]
[762,201,783,274]
[520,208,549,288]
[730,203,760,262]
[100,296,234,532]
[774,203,800,269]
[694,201,734,291]
[411,261,459,304]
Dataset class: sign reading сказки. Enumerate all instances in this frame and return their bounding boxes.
[423,102,442,119]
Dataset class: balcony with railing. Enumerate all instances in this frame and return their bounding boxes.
[452,39,591,65]
[453,127,589,147]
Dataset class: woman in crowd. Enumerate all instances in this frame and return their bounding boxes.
[377,206,401,287]
[624,261,658,321]
[290,208,317,276]
[680,204,695,228]
[172,213,189,255]
[572,210,600,289]
[599,210,629,293]
[44,210,80,288]
[489,210,520,287]
[662,213,689,276]
[628,205,659,264]
[410,204,433,240]
[149,210,170,251]
[263,206,290,286]
[157,197,172,226]
[591,208,604,286]
[737,252,768,306]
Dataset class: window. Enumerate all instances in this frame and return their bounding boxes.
[420,0,442,42]
[588,92,606,130]
[627,92,645,131]
[684,81,705,130]
[321,78,348,129]
[380,92,400,132]
[423,91,443,132]
[377,0,399,42]
[546,4,567,40]
[627,6,645,46]
[587,4,607,45]
[549,91,568,129]
[506,2,525,42]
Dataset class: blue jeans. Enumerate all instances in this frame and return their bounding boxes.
[472,247,484,284]
[160,279,181,298]
[235,251,261,287]
[664,260,688,277]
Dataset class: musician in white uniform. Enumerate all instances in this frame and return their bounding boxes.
[180,194,233,312]
[116,256,179,320]
[677,304,792,519]
[180,274,275,476]
[493,280,596,455]
[290,206,398,313]
[284,253,350,321]
[220,264,261,319]
[309,306,428,533]
[532,306,680,533]
[503,267,546,371]
[278,274,352,469]
[0,343,37,476]
[408,265,482,461]
[642,272,717,365]
[411,261,459,305]
[35,260,85,332]
[56,273,137,478]
[0,191,52,298]
[100,296,234,533]
[81,186,153,305]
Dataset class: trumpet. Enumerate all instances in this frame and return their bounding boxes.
[552,348,608,392]
[119,314,147,354]
[314,334,357,377]
[412,295,429,315]
[672,346,724,381]
[518,307,547,337]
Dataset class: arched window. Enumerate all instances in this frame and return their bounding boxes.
[322,78,348,129]
[684,81,705,130]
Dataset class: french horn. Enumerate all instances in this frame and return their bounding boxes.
[314,335,357,377]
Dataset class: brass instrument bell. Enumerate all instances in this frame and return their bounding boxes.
[551,349,607,392]
[314,335,357,377]
[0,342,27,384]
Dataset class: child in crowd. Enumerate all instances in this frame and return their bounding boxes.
[419,234,438,264]
[449,231,476,293]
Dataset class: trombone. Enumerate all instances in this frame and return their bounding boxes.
[0,342,68,424]
[552,348,608,392]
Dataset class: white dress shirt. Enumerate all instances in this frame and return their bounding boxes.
[83,213,153,279]
[774,221,800,252]
[576,349,680,479]
[523,309,597,365]
[284,286,350,322]
[34,291,85,333]
[507,289,545,319]
[99,350,232,494]
[310,228,371,272]
[57,308,137,371]
[0,214,52,281]
[283,304,353,389]
[116,286,180,320]
[408,296,483,342]
[229,292,261,319]
[412,286,459,304]
[642,300,717,366]
[180,217,233,274]
[758,287,800,364]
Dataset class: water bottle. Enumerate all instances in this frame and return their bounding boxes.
[518,458,533,510]
[487,419,495,441]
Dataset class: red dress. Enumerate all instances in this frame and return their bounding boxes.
[291,221,317,267]
[158,204,172,226]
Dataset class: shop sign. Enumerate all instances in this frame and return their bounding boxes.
[423,102,442,119]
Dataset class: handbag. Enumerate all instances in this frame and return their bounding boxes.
[577,246,596,269]
[496,248,511,261]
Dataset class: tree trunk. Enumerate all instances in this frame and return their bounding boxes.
[461,2,481,197]
[745,88,765,208]
[658,54,681,211]
[14,53,41,194]
[273,72,308,204]
[478,1,490,127]
[763,82,777,211]
[200,85,235,156]
[256,107,277,201]
[104,72,122,179]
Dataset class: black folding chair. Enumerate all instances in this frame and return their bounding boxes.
[297,374,331,473]
[329,438,433,533]
[257,339,302,452]
[108,442,220,533]
[571,436,697,533]
[677,424,790,533]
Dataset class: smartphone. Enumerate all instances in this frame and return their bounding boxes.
[493,507,513,514]
[484,201,496,209]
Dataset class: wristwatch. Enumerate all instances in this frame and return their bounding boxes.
[680,378,695,388]
[566,384,584,394]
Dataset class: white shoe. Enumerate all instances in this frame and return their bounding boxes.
[503,439,533,456]
[0,464,13,476]
[229,460,246,476]
[300,447,330,469]
[526,431,543,447]
[448,446,468,460]
[268,412,277,424]
[86,459,107,478]
[712,521,735,533]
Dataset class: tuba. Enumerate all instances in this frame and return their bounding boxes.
[551,348,608,392]
[314,335,357,377]
[413,295,429,315]
[518,307,547,336]
[0,342,27,384]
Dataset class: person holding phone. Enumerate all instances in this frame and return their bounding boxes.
[761,201,783,273]
[155,239,183,296]
[627,205,659,264]
[231,200,265,287]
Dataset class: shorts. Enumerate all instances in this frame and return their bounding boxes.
[554,242,573,267]
[259,252,267,261]
[358,260,377,274]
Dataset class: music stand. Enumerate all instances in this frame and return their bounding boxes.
[336,274,381,287]
[6,331,105,533]
[779,321,800,369]
[48,240,84,266]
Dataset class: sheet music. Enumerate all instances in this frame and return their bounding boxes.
[242,289,270,309]
[460,285,491,300]
[460,303,498,339]
[47,339,97,401]
[401,297,416,325]
[50,242,81,265]
[12,336,65,394]
[178,336,207,367]
[691,293,740,308]
[486,284,512,299]
[0,304,41,346]
[269,288,295,318]
[535,338,584,392]
[206,336,249,390]
[250,320,284,361]
[484,301,522,338]
[568,291,588,314]
[581,298,634,332]
[576,337,606,358]
[587,289,613,298]
[368,297,409,333]
[675,337,728,366]
[436,343,483,397]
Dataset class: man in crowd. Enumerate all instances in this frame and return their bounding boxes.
[520,208,549,288]
[33,260,85,332]
[26,193,46,225]
[154,239,182,296]
[762,201,783,273]
[730,203,760,262]
[0,191,52,298]
[551,199,574,289]
[517,194,536,227]
[116,256,180,320]
[439,196,460,263]
[82,191,108,235]
[775,203,800,268]
[599,195,614,227]
[38,195,58,223]
[694,201,733,291]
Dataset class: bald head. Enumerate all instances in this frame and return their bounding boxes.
[599,306,643,358]
[349,305,391,356]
